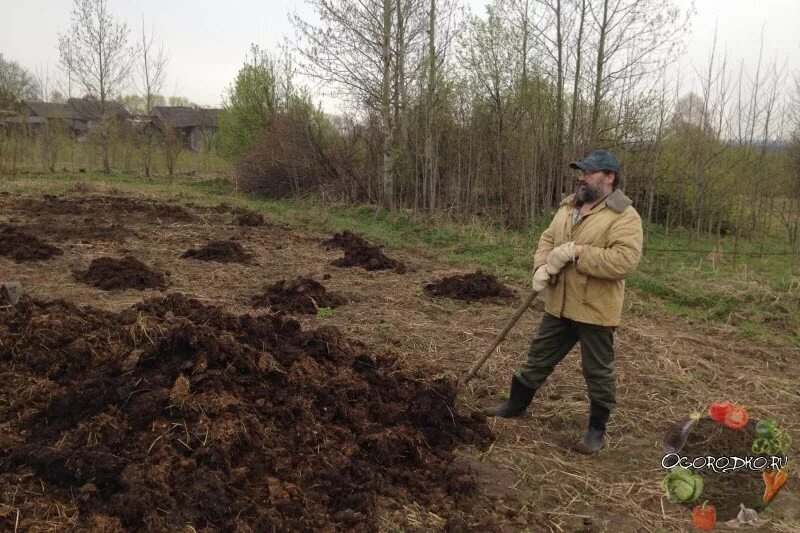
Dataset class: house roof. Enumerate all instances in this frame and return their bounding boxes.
[151,106,222,128]
[67,97,132,121]
[24,101,81,120]
[2,116,47,125]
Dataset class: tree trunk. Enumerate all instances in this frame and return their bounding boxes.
[589,0,609,146]
[381,0,395,209]
[554,0,565,199]
[425,0,438,210]
[568,0,586,160]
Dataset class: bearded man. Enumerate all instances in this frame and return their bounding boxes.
[487,150,643,455]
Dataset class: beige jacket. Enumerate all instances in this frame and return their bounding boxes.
[533,189,643,326]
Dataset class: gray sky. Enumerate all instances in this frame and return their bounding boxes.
[3,0,800,110]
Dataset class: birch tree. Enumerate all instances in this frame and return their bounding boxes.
[137,15,168,177]
[58,0,133,174]
[586,0,688,146]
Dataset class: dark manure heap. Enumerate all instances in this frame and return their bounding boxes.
[237,211,265,226]
[16,194,195,222]
[0,225,63,262]
[181,240,251,263]
[325,231,406,274]
[424,271,515,302]
[74,256,167,291]
[0,294,493,531]
[252,277,346,314]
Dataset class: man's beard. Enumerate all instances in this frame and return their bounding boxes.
[575,182,602,205]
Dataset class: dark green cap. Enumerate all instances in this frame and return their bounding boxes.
[569,150,620,174]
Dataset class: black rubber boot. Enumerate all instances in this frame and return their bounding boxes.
[573,402,610,454]
[486,376,536,418]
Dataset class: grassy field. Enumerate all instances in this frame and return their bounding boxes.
[2,170,798,347]
[0,136,229,176]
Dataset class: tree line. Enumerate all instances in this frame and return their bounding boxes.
[221,0,797,257]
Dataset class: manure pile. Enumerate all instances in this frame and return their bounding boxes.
[252,277,345,314]
[0,225,63,262]
[74,256,167,291]
[425,271,515,302]
[181,240,251,263]
[325,231,406,273]
[0,294,492,531]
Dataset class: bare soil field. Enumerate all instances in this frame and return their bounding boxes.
[1,189,798,532]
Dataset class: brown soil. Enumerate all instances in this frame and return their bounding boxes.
[670,417,772,520]
[181,241,251,263]
[326,231,406,274]
[237,211,265,226]
[0,225,63,262]
[74,256,167,291]
[324,230,367,250]
[0,294,492,531]
[15,194,195,222]
[252,277,346,314]
[1,195,197,245]
[2,189,798,531]
[424,271,515,302]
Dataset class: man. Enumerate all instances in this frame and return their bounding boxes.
[488,150,643,455]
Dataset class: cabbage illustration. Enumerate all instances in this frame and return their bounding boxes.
[662,467,704,503]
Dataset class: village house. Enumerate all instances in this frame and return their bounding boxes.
[150,106,222,152]
[12,98,132,138]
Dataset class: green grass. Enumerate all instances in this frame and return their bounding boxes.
[1,137,228,176]
[2,170,798,345]
[316,307,335,318]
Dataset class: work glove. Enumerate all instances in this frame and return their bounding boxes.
[545,241,577,275]
[531,265,550,292]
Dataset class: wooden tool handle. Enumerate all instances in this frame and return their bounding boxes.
[461,289,538,385]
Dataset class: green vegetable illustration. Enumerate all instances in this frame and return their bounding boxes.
[751,420,792,456]
[662,467,704,503]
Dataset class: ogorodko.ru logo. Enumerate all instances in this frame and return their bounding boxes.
[662,453,789,474]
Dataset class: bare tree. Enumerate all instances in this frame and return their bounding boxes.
[58,0,133,174]
[34,66,63,173]
[136,14,168,177]
[162,124,182,177]
[421,0,458,210]
[0,54,39,109]
[293,0,399,208]
[567,0,587,158]
[587,0,689,146]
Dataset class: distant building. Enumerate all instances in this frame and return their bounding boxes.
[66,97,132,127]
[5,99,222,151]
[18,98,132,138]
[150,106,222,151]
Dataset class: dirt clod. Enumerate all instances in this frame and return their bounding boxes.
[424,271,514,301]
[0,294,492,531]
[326,231,406,273]
[181,241,251,263]
[237,212,265,226]
[252,277,346,314]
[0,225,63,262]
[74,256,167,291]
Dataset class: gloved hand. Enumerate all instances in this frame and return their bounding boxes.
[545,242,577,275]
[531,265,550,292]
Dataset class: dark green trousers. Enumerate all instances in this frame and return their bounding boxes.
[515,312,616,411]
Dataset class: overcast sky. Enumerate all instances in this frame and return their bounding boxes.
[3,0,800,111]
